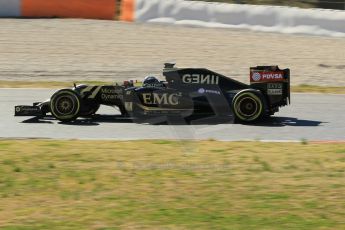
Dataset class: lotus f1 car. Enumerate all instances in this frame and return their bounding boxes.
[15,63,290,123]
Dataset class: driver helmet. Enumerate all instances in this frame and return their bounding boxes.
[143,76,162,88]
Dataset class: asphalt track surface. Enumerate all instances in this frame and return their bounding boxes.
[1,89,344,141]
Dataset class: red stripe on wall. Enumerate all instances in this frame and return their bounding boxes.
[22,0,116,20]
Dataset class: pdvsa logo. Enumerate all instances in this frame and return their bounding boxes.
[262,73,283,80]
[252,72,261,82]
[251,71,284,82]
[198,88,221,95]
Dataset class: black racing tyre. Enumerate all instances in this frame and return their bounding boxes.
[50,89,81,122]
[232,90,266,123]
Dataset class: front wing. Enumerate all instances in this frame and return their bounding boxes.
[15,105,45,117]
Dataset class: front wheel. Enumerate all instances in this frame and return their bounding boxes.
[232,90,266,123]
[50,89,81,122]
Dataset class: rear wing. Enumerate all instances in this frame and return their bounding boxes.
[250,66,290,107]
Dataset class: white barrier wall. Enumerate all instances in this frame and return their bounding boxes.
[134,0,345,37]
[0,0,21,17]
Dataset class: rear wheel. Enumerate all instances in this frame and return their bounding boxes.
[232,90,266,123]
[50,89,81,122]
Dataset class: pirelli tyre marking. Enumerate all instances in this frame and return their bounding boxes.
[233,92,263,122]
[50,90,81,121]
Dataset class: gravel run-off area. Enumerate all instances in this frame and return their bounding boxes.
[0,19,344,86]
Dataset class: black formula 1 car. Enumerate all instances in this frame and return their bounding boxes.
[15,63,290,123]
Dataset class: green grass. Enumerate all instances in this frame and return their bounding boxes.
[292,84,345,94]
[0,140,344,229]
[1,80,344,94]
